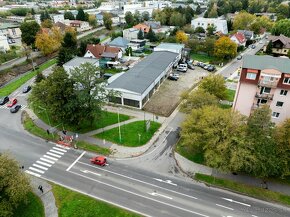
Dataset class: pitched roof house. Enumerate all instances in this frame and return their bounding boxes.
[238,30,254,40]
[263,34,290,56]
[84,44,122,60]
[230,32,246,46]
[133,23,150,33]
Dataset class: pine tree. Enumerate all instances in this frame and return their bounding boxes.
[137,29,144,40]
[265,40,273,54]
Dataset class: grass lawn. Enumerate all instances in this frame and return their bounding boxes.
[23,111,111,154]
[175,140,204,164]
[102,67,123,74]
[190,53,216,63]
[32,102,130,133]
[13,191,44,217]
[195,173,290,206]
[52,184,140,217]
[225,89,236,102]
[0,59,57,97]
[95,120,161,147]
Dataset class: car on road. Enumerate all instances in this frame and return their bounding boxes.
[187,63,195,70]
[22,85,31,93]
[177,64,188,72]
[7,98,17,107]
[251,44,256,49]
[10,105,21,113]
[237,55,242,60]
[203,64,209,70]
[207,65,216,72]
[0,96,9,105]
[170,73,180,78]
[90,156,107,166]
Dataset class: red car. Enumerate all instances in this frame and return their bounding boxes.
[90,156,107,166]
[7,98,17,107]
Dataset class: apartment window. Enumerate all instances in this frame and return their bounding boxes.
[246,73,256,80]
[272,112,280,118]
[276,101,284,107]
[261,87,271,94]
[283,77,290,84]
[280,90,288,96]
[284,50,287,52]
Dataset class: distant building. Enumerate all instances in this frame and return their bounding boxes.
[68,20,91,32]
[0,23,21,39]
[108,37,129,51]
[191,17,228,34]
[154,43,185,60]
[263,34,290,56]
[123,28,139,41]
[230,32,246,47]
[233,55,290,124]
[0,35,10,51]
[238,30,254,41]
[84,44,122,59]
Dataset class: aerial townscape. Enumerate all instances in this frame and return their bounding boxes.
[1,0,290,216]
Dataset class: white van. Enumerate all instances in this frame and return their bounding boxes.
[177,64,188,72]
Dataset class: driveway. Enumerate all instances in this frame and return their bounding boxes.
[143,68,209,117]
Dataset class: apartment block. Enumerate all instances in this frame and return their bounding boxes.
[233,55,290,124]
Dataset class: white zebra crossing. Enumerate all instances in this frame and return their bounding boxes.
[25,145,70,177]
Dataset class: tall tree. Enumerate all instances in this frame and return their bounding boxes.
[76,8,86,21]
[142,11,150,21]
[265,40,273,54]
[175,30,188,44]
[199,74,227,100]
[20,21,40,46]
[125,11,135,27]
[64,11,75,20]
[0,154,31,217]
[214,36,237,60]
[169,12,186,27]
[134,11,141,24]
[233,11,255,30]
[103,12,113,30]
[57,32,77,66]
[78,37,100,56]
[137,29,144,40]
[206,25,216,36]
[146,27,157,42]
[271,19,290,37]
[41,19,53,28]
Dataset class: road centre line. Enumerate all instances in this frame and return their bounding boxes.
[69,170,208,217]
[222,197,251,207]
[149,192,172,200]
[215,204,234,210]
[115,127,174,161]
[78,161,198,200]
[66,151,86,171]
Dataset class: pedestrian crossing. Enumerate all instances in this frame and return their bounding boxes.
[25,144,70,177]
[0,104,27,110]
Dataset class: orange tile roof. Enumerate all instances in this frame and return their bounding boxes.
[133,23,150,33]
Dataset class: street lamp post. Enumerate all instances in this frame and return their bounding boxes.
[117,108,122,142]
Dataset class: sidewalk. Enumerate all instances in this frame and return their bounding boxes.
[30,176,58,217]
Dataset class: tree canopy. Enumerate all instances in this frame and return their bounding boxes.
[271,19,290,37]
[199,74,227,100]
[214,36,237,60]
[20,21,41,46]
[103,12,113,30]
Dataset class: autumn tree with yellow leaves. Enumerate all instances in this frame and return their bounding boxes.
[214,36,237,60]
[176,30,188,44]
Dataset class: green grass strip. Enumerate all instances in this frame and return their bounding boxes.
[76,140,111,155]
[52,184,140,217]
[0,59,56,97]
[195,173,290,206]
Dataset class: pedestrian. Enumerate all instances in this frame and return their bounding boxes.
[46,129,50,135]
[264,180,268,189]
[38,185,43,193]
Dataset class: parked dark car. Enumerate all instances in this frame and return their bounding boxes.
[22,85,31,93]
[10,105,21,113]
[207,65,216,72]
[199,62,206,68]
[0,96,9,105]
[187,63,195,70]
[168,75,178,81]
[251,44,256,49]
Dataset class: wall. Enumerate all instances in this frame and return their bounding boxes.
[270,88,290,124]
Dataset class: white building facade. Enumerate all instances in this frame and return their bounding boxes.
[191,17,228,34]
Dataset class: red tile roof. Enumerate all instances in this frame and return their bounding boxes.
[133,23,150,33]
[233,32,246,44]
[86,44,121,59]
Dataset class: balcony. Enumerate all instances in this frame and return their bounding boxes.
[258,80,278,88]
[255,93,273,100]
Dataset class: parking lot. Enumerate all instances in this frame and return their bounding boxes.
[143,67,209,117]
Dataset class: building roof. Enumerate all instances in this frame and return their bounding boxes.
[133,23,150,33]
[0,23,20,30]
[243,55,290,74]
[101,52,117,58]
[238,30,254,40]
[108,36,129,48]
[155,43,184,51]
[231,32,246,44]
[63,57,99,67]
[86,44,120,59]
[55,21,67,32]
[106,51,178,94]
[268,34,290,49]
[144,21,161,29]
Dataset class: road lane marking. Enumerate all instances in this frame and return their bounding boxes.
[222,198,251,207]
[153,178,177,186]
[53,147,67,152]
[56,144,70,149]
[69,170,208,217]
[36,161,52,167]
[40,157,55,164]
[216,204,234,210]
[29,167,45,174]
[46,152,62,158]
[25,170,41,177]
[252,215,258,217]
[33,164,48,170]
[66,151,86,171]
[78,161,198,200]
[81,170,101,176]
[50,149,64,155]
[43,155,58,161]
[149,192,172,200]
[36,176,152,217]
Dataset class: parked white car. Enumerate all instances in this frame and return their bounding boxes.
[177,64,188,72]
